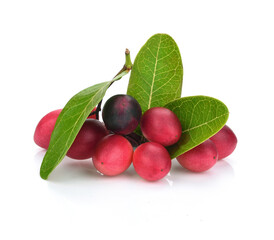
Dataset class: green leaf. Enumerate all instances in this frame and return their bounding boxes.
[127,33,183,113]
[39,49,132,180]
[164,96,229,159]
[40,80,112,179]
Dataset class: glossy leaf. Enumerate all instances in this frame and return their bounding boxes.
[127,33,183,113]
[164,96,229,159]
[40,79,118,179]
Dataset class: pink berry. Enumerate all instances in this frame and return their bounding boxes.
[140,107,182,146]
[176,139,218,172]
[210,125,237,160]
[34,109,62,149]
[133,142,171,181]
[93,134,133,176]
[34,108,102,151]
[66,119,108,160]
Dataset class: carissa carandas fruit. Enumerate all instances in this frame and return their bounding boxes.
[140,107,182,146]
[133,142,171,181]
[66,119,108,160]
[93,134,133,176]
[210,125,237,160]
[34,109,62,149]
[102,94,142,135]
[38,34,233,180]
[34,107,98,150]
[176,139,218,172]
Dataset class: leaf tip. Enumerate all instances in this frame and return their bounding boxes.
[40,165,49,180]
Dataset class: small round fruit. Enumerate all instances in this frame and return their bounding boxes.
[140,107,182,146]
[133,142,171,181]
[93,134,133,176]
[34,109,62,149]
[66,119,108,160]
[102,94,142,135]
[210,125,237,160]
[176,139,218,172]
[34,107,99,149]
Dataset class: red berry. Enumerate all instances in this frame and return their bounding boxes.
[93,134,133,176]
[176,139,218,172]
[133,142,171,181]
[66,119,108,160]
[210,125,237,160]
[140,107,182,146]
[34,108,103,151]
[34,109,62,149]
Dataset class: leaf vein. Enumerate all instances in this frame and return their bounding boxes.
[147,35,162,109]
[182,113,229,134]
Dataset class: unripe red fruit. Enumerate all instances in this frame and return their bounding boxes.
[210,125,237,160]
[133,142,171,181]
[66,119,108,160]
[102,94,142,135]
[34,109,62,149]
[140,107,182,146]
[93,134,133,176]
[176,139,218,172]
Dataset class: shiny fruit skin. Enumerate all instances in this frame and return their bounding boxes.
[34,109,62,149]
[210,125,237,160]
[34,107,100,150]
[93,134,133,176]
[176,139,218,172]
[102,94,142,135]
[66,119,108,160]
[140,107,182,146]
[133,142,171,181]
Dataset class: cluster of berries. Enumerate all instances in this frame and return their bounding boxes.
[34,94,237,181]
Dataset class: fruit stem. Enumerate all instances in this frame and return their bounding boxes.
[89,49,133,120]
[112,49,133,78]
[126,133,148,147]
[125,48,133,70]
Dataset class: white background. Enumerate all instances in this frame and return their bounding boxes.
[1,0,274,239]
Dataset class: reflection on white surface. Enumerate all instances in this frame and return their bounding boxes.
[34,150,235,204]
[27,148,273,240]
[32,151,243,240]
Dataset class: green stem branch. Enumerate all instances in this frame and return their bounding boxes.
[89,49,133,119]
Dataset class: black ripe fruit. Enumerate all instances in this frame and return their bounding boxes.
[102,94,142,135]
